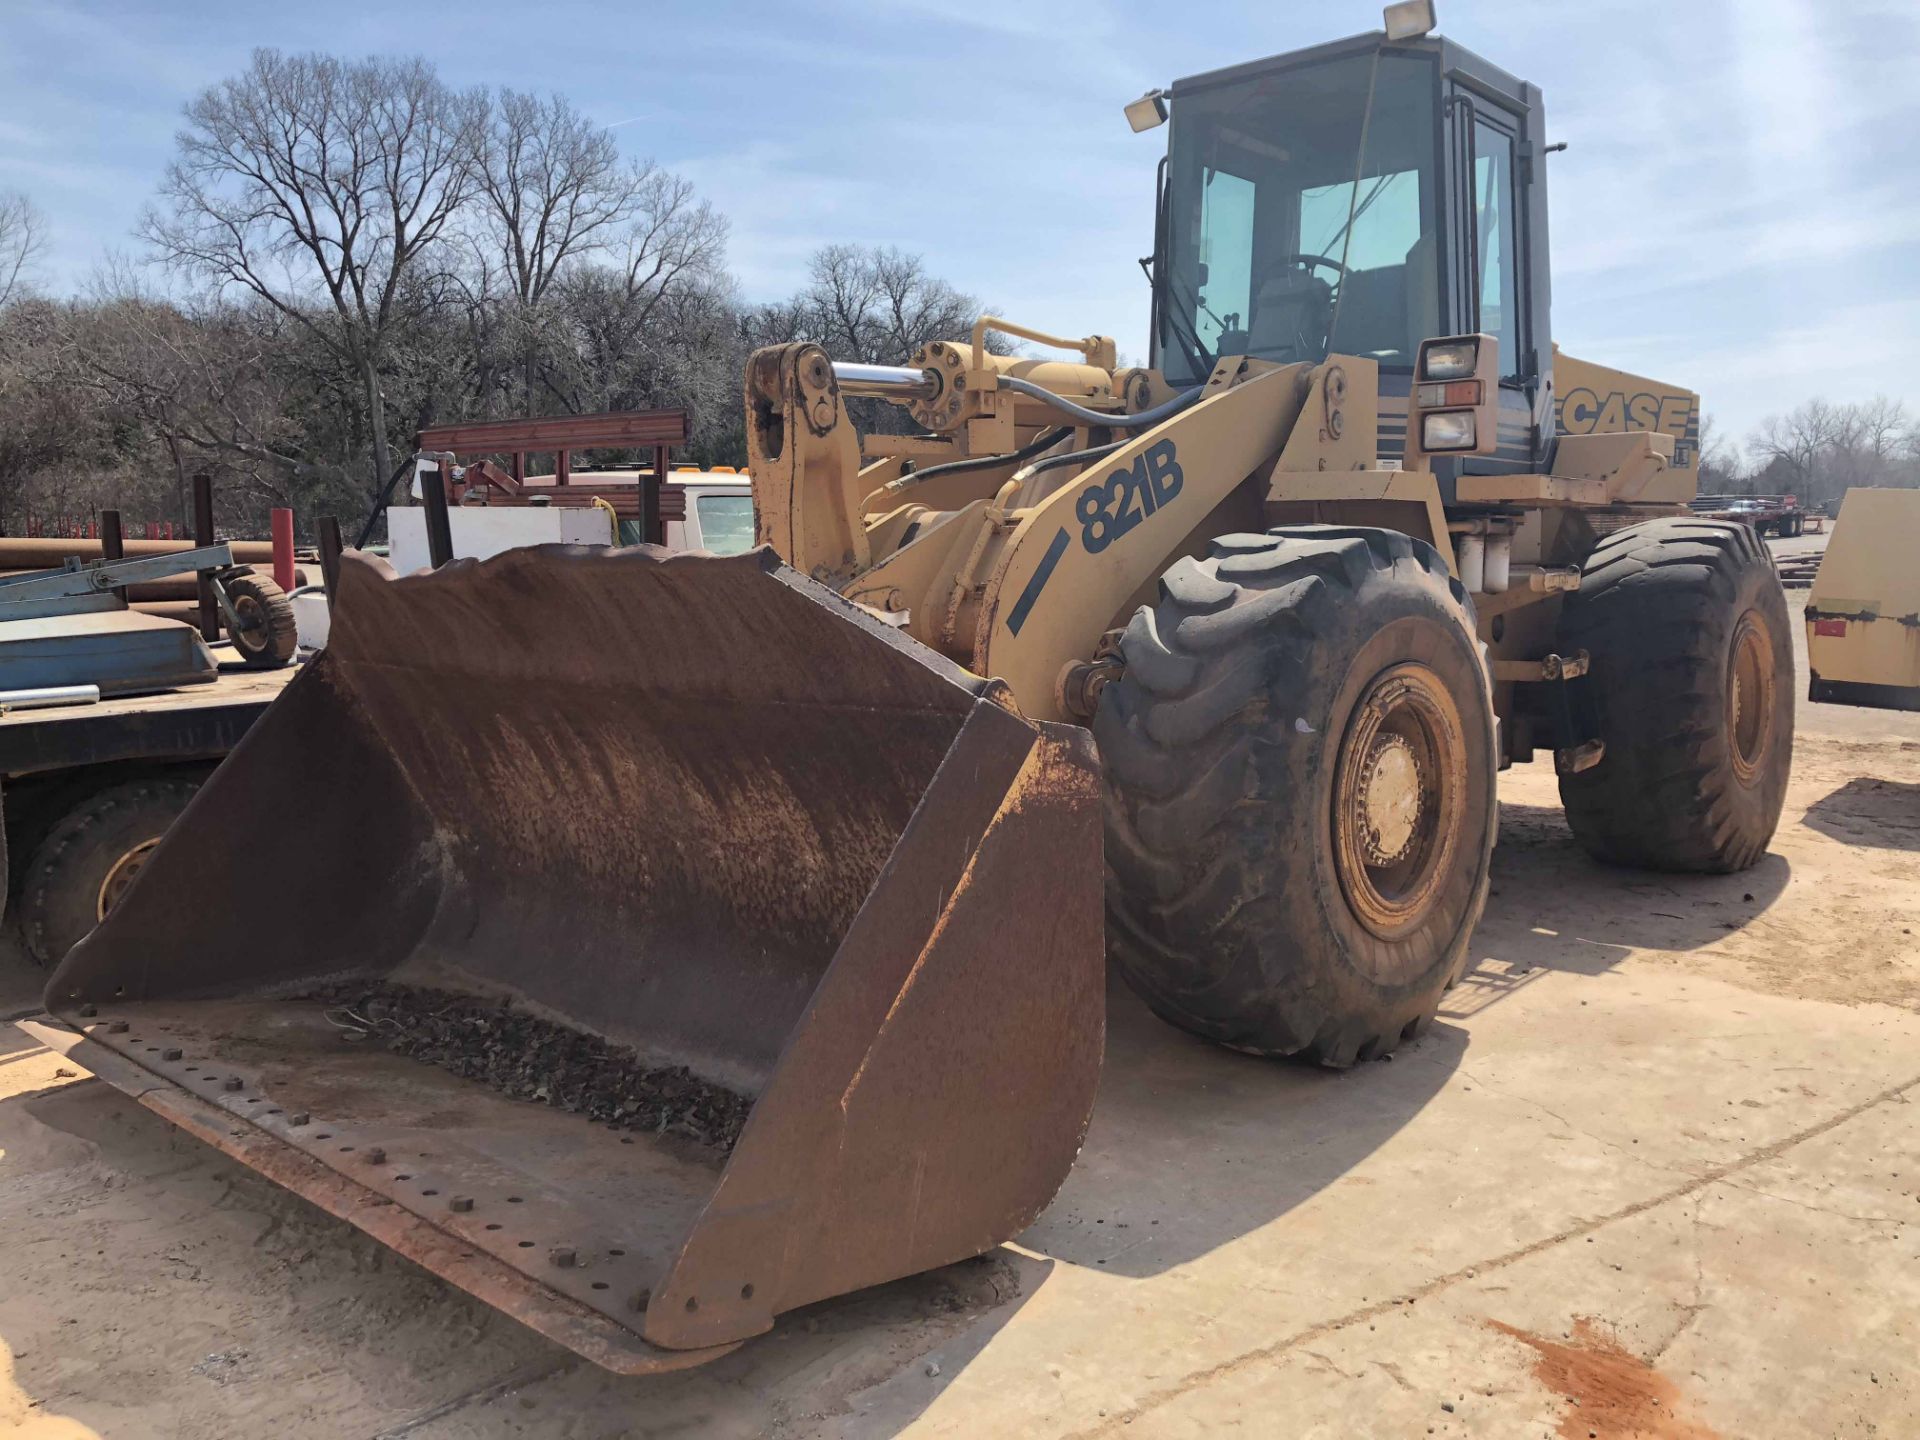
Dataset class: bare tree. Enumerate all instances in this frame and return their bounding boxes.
[476,90,634,404]
[470,94,727,417]
[539,174,726,414]
[1824,397,1910,495]
[1695,412,1743,492]
[786,244,1000,363]
[799,243,885,359]
[1747,397,1920,508]
[1750,399,1845,508]
[65,283,337,524]
[0,300,93,532]
[477,92,638,309]
[604,169,728,343]
[141,50,486,501]
[0,191,46,308]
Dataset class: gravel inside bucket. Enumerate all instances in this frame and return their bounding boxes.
[306,983,752,1152]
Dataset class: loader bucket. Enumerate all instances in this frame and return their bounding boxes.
[29,545,1104,1374]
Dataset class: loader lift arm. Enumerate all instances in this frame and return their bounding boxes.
[745,338,1392,720]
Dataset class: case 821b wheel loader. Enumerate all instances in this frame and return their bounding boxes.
[30,13,1792,1375]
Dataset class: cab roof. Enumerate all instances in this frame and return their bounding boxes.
[1168,29,1531,111]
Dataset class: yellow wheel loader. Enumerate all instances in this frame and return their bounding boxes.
[27,11,1792,1373]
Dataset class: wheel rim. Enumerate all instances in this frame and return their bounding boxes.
[97,837,162,920]
[1727,609,1777,785]
[232,594,266,649]
[1332,662,1468,941]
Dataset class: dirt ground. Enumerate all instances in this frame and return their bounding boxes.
[4,533,1917,1439]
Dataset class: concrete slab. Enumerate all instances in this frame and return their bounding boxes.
[3,556,1918,1438]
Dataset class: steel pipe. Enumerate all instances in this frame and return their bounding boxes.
[0,537,280,568]
[0,684,101,712]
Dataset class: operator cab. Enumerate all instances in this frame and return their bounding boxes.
[1148,26,1552,474]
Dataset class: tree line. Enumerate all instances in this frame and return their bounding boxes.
[0,50,994,540]
[2,46,1915,539]
[1698,398,1920,512]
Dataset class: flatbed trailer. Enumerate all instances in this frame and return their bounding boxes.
[1689,492,1807,537]
[0,665,297,965]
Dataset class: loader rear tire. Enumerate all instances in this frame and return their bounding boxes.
[20,774,207,966]
[1556,517,1793,872]
[1096,526,1497,1066]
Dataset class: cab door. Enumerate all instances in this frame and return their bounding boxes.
[1444,78,1544,470]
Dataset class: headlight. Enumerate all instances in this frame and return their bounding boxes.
[1422,411,1476,450]
[1422,341,1478,380]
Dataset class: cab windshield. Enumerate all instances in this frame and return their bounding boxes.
[1158,52,1441,386]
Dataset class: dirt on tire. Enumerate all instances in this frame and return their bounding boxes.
[1097,524,1497,1066]
[1558,517,1794,872]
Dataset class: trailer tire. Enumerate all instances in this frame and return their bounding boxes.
[223,574,298,668]
[20,774,207,966]
[1096,526,1497,1065]
[1557,518,1793,872]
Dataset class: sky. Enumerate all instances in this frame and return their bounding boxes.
[2,0,1916,447]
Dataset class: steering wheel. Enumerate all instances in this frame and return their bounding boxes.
[1271,252,1352,282]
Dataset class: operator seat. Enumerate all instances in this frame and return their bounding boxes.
[1245,267,1333,362]
[1327,264,1405,358]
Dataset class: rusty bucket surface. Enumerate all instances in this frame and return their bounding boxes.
[31,544,1104,1373]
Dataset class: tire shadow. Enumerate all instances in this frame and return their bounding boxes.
[0,927,46,1025]
[1018,971,1461,1279]
[1800,776,1920,852]
[1439,799,1792,1024]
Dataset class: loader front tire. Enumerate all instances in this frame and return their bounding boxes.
[1556,517,1793,872]
[1096,526,1497,1066]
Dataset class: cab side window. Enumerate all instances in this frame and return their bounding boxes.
[1472,118,1521,380]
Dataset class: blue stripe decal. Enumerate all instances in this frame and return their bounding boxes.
[1006,527,1072,636]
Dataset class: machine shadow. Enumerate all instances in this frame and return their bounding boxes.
[1439,796,1791,1022]
[0,936,47,1026]
[0,1022,43,1065]
[872,786,1801,1289]
[1017,972,1463,1279]
[1800,776,1920,852]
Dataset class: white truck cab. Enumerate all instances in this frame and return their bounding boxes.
[663,472,755,555]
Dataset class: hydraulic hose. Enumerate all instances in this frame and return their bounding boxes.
[992,376,1208,430]
[881,425,1075,493]
[1015,439,1127,483]
[875,377,1205,502]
